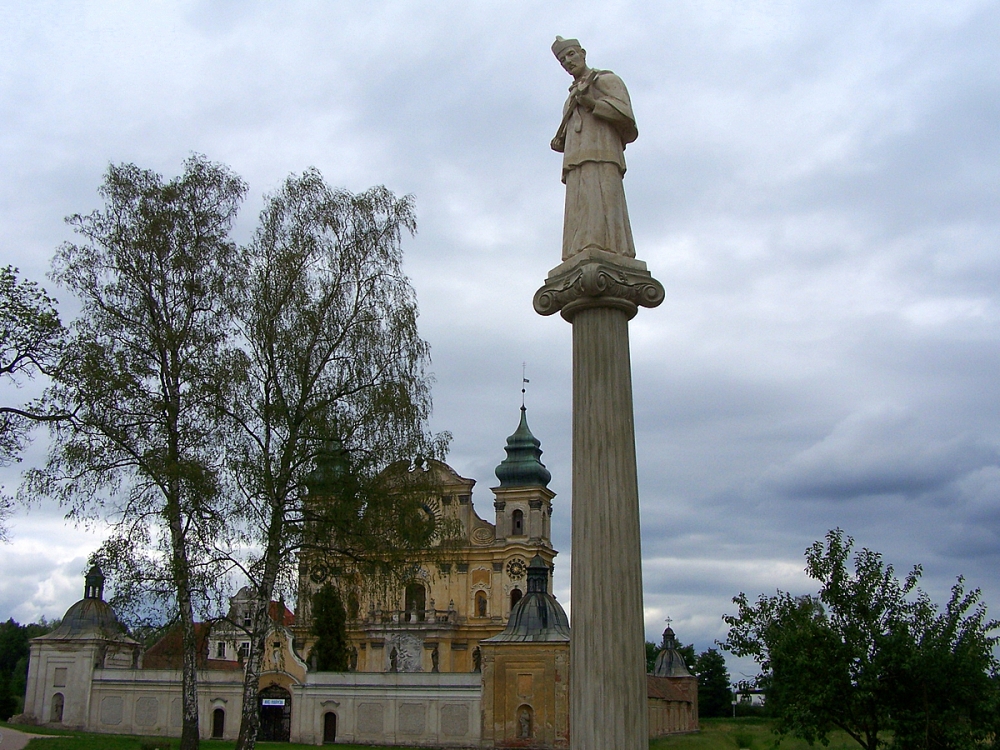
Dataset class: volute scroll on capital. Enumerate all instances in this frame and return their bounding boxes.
[533,254,665,321]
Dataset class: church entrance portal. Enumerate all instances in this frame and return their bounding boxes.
[258,684,291,742]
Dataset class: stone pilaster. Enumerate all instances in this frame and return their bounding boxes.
[534,248,663,750]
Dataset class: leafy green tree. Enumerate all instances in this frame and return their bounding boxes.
[221,172,446,750]
[722,529,1000,750]
[678,642,696,672]
[310,585,349,671]
[30,156,247,750]
[0,618,54,717]
[645,641,658,673]
[695,648,731,718]
[0,266,66,538]
[885,577,1000,750]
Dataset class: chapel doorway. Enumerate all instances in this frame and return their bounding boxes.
[323,711,337,743]
[258,684,291,742]
[212,707,225,738]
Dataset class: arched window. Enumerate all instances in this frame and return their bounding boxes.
[475,590,488,617]
[510,588,523,610]
[323,711,338,743]
[212,708,225,738]
[50,692,64,723]
[511,509,524,536]
[404,582,426,622]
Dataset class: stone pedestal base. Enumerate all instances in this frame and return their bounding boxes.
[534,250,663,750]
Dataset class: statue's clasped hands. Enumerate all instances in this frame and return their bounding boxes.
[573,89,597,111]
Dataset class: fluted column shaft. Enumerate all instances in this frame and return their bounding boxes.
[534,249,663,750]
[568,304,648,749]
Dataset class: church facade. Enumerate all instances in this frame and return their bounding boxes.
[21,409,697,745]
[294,406,558,678]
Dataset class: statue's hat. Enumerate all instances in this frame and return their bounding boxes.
[551,36,582,57]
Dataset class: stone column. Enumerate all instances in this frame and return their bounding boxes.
[534,248,663,750]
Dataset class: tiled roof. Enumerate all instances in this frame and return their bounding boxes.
[647,675,696,703]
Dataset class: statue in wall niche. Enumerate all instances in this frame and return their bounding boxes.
[519,707,532,738]
[389,647,398,673]
[551,36,637,262]
[431,645,439,672]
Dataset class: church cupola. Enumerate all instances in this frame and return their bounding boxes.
[652,623,692,677]
[495,407,551,488]
[492,406,556,545]
[84,564,105,600]
[525,554,549,594]
[481,555,568,642]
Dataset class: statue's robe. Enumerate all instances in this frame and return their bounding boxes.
[555,69,638,260]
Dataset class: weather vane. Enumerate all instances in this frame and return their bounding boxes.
[522,362,530,408]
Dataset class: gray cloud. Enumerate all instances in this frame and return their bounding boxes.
[2,1,999,675]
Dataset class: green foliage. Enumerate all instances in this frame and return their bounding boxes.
[0,265,66,537]
[225,173,449,566]
[0,618,55,718]
[696,648,732,719]
[34,154,247,607]
[310,585,349,671]
[722,529,1000,750]
[646,640,659,673]
[678,642,697,672]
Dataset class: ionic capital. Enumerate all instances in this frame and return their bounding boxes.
[533,249,664,321]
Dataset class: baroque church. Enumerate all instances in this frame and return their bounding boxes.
[294,405,558,677]
[21,408,696,746]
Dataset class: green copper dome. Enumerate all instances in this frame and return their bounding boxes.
[495,407,551,488]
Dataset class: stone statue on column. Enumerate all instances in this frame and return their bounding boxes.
[534,37,664,750]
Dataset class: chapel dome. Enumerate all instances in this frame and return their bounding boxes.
[482,555,568,643]
[47,598,123,638]
[652,624,692,677]
[36,564,126,639]
[494,407,551,488]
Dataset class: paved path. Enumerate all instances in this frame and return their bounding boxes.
[0,728,57,750]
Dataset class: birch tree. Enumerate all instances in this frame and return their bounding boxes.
[30,156,246,750]
[223,171,447,750]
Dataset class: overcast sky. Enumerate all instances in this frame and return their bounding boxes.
[2,0,999,679]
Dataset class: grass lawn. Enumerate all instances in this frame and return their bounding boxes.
[4,724,418,750]
[6,718,864,750]
[652,717,861,750]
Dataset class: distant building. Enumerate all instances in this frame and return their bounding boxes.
[648,625,698,736]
